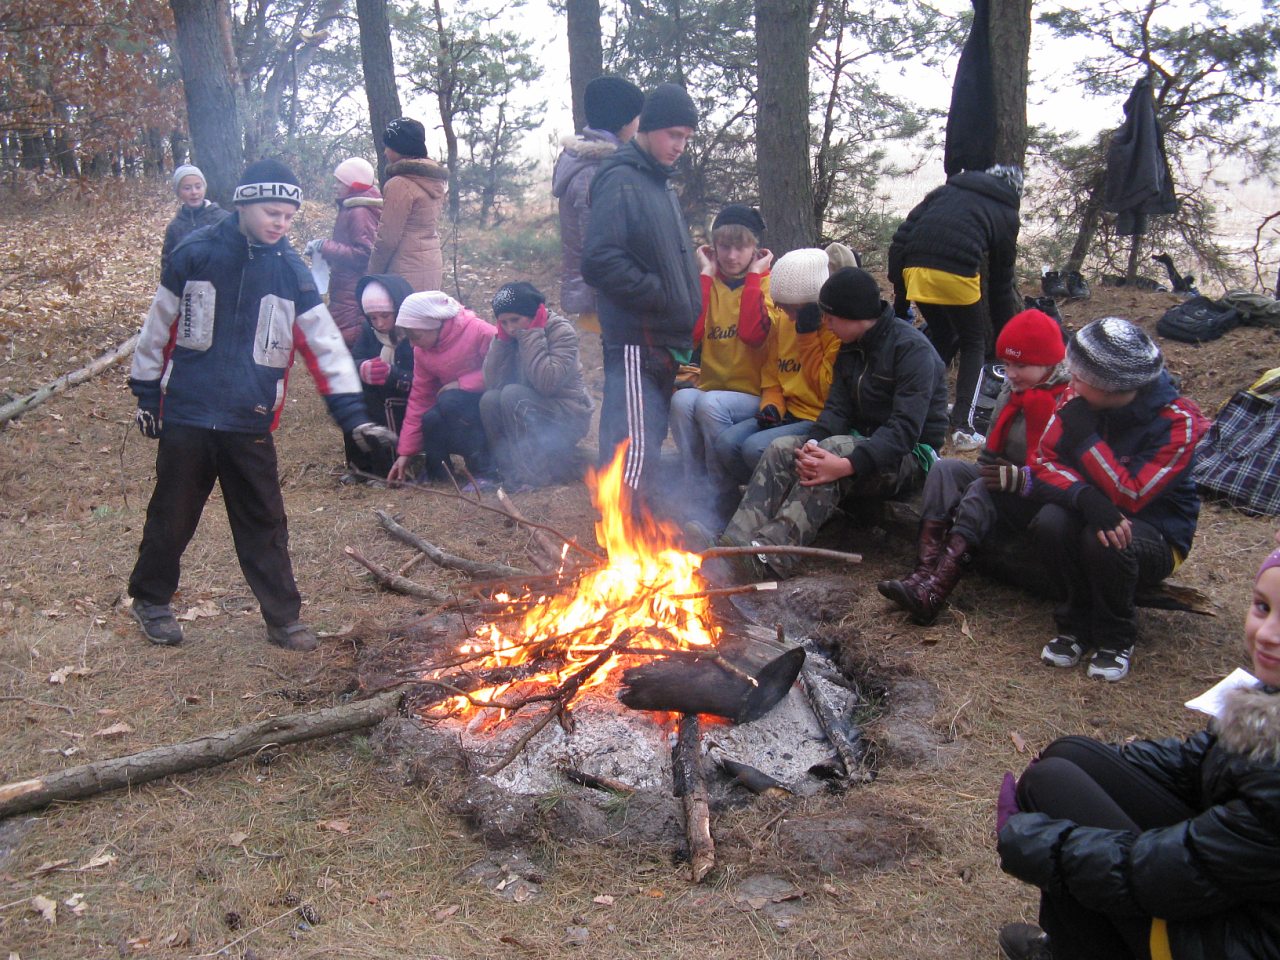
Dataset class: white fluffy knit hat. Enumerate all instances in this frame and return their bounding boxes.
[397,291,461,331]
[769,242,860,306]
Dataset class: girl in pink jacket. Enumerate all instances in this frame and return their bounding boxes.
[387,292,497,487]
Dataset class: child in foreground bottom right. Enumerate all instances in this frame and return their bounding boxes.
[994,547,1280,960]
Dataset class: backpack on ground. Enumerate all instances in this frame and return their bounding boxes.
[1191,368,1280,517]
[1156,295,1241,343]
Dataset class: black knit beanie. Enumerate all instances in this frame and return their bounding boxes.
[638,83,699,132]
[492,281,546,319]
[818,268,884,321]
[383,117,428,159]
[712,204,766,238]
[584,76,645,134]
[1067,317,1164,391]
[233,158,302,207]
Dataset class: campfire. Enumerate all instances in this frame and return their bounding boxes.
[382,447,869,881]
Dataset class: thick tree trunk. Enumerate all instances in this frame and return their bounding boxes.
[356,0,404,185]
[565,0,603,132]
[754,0,817,254]
[1064,165,1107,274]
[0,691,402,819]
[169,0,244,206]
[988,0,1032,167]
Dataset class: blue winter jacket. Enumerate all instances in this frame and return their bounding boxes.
[130,213,367,435]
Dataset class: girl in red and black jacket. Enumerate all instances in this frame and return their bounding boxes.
[1027,317,1208,682]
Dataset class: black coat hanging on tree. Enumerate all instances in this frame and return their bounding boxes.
[944,0,996,176]
[1104,75,1178,236]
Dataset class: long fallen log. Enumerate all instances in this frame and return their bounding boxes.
[375,510,528,580]
[0,690,402,819]
[672,714,715,883]
[0,333,139,426]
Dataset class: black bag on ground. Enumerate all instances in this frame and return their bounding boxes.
[1156,295,1240,343]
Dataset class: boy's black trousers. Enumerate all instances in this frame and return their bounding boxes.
[128,423,302,627]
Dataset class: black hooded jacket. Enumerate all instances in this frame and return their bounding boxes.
[999,684,1280,960]
[580,141,701,350]
[887,170,1022,328]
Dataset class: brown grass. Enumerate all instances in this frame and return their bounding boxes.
[0,182,1276,958]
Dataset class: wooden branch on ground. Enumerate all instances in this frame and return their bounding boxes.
[707,746,791,798]
[0,690,402,819]
[347,470,605,564]
[0,334,139,425]
[559,766,635,795]
[343,546,445,601]
[375,509,528,580]
[673,714,715,883]
[701,544,863,564]
[495,488,563,573]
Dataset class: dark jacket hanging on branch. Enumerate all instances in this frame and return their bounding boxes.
[1104,76,1177,237]
[944,0,995,176]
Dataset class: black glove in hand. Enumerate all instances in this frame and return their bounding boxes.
[795,303,823,334]
[756,404,782,429]
[1055,396,1099,451]
[135,405,162,439]
[979,458,1023,494]
[352,422,397,454]
[1076,486,1123,531]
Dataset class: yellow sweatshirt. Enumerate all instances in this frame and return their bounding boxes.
[758,316,842,422]
[694,272,786,395]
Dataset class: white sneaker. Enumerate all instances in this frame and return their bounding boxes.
[951,429,986,452]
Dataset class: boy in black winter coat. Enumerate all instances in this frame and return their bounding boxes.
[582,82,702,516]
[128,159,396,652]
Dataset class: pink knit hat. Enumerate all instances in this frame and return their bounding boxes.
[360,281,395,315]
[1258,548,1280,582]
[397,291,461,331]
[334,157,375,190]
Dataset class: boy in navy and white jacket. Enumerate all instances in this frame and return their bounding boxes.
[127,159,395,652]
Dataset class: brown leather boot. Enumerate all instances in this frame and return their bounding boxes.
[877,519,949,610]
[894,531,973,626]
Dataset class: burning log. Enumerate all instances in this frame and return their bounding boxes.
[375,510,528,579]
[617,647,805,723]
[0,690,402,819]
[672,714,715,882]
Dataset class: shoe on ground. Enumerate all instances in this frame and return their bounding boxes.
[1087,644,1133,681]
[1040,270,1069,299]
[131,600,184,646]
[266,621,319,652]
[998,922,1051,960]
[1041,634,1084,668]
[1065,270,1091,300]
[950,429,986,452]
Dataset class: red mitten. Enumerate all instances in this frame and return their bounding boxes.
[360,358,390,386]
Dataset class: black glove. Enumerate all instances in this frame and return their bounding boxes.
[756,404,782,429]
[1076,486,1123,531]
[135,403,162,439]
[1055,396,1099,452]
[352,422,397,454]
[795,303,822,334]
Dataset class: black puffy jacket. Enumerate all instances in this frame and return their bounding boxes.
[580,141,700,350]
[887,170,1021,328]
[811,304,949,478]
[160,200,228,271]
[998,685,1280,960]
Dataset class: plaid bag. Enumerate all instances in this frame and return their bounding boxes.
[1192,372,1280,516]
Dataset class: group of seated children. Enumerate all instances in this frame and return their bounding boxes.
[676,202,1208,684]
[343,276,592,493]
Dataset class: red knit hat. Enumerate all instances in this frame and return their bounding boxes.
[996,309,1066,366]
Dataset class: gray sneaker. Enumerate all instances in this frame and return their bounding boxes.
[1087,645,1133,681]
[130,601,184,646]
[1040,634,1084,668]
[266,621,319,652]
[999,923,1051,960]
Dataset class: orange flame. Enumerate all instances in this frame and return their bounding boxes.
[422,444,718,721]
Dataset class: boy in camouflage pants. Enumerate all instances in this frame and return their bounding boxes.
[720,268,948,579]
